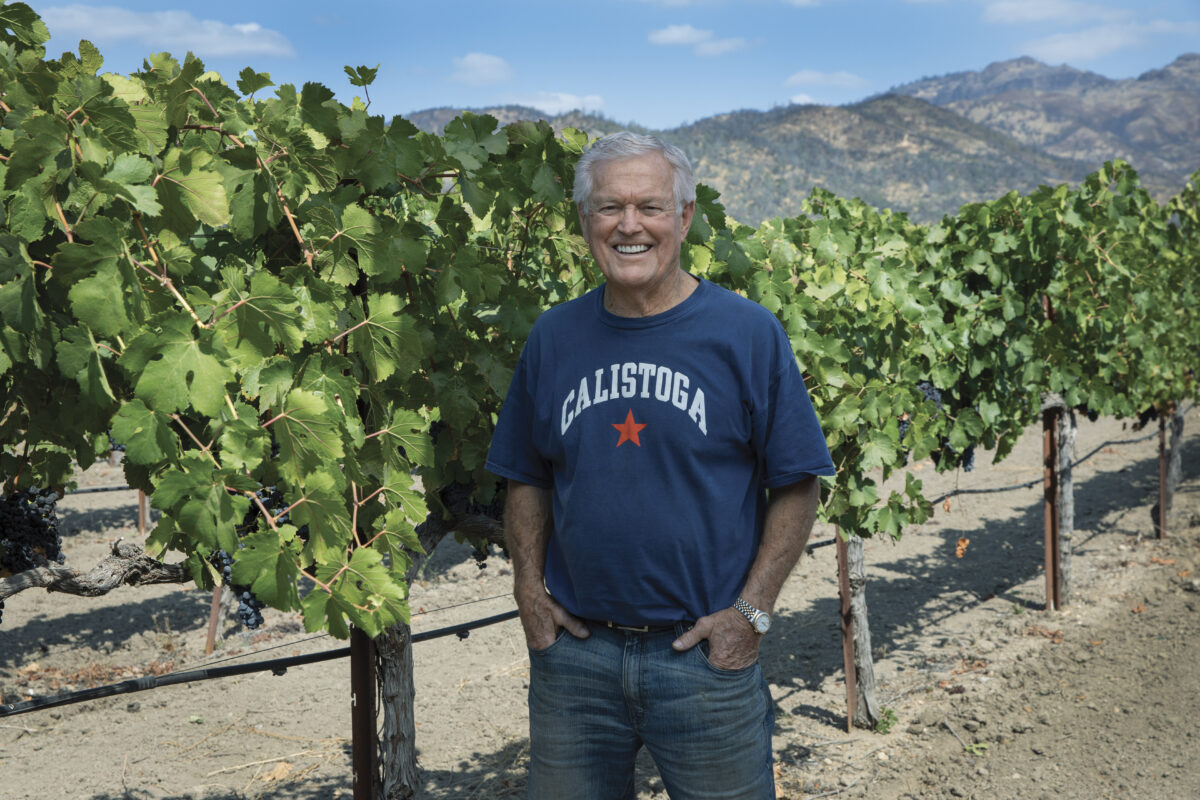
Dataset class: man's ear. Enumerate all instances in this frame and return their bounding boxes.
[680,201,696,237]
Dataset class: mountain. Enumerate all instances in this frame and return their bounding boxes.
[406,55,1199,224]
[886,54,1200,196]
[662,95,1088,224]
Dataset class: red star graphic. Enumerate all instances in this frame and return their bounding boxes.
[612,409,647,447]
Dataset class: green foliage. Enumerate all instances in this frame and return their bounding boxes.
[874,707,898,734]
[0,5,588,637]
[0,4,1196,639]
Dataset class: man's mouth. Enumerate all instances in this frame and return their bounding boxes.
[615,244,651,254]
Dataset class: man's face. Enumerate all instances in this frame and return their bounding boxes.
[578,153,695,295]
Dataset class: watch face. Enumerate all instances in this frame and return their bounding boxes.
[753,614,770,634]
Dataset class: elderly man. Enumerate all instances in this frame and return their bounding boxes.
[486,131,835,799]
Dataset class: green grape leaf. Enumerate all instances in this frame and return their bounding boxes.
[178,480,249,554]
[110,399,179,465]
[156,148,231,234]
[217,415,270,471]
[120,315,233,417]
[231,526,302,610]
[54,325,116,406]
[348,293,427,383]
[343,64,379,88]
[0,3,51,46]
[374,408,432,468]
[237,67,274,96]
[272,390,346,488]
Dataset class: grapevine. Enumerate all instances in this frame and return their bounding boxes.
[0,2,1195,787]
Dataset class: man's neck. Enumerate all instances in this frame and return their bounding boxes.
[604,269,699,318]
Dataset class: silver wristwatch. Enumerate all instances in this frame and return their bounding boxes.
[733,596,771,634]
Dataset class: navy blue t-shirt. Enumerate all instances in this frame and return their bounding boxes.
[485,277,835,626]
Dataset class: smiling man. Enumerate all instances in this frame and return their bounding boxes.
[486,132,835,799]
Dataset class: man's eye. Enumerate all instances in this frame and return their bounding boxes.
[643,206,664,215]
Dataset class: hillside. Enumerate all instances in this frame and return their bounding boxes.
[406,54,1199,224]
[664,95,1088,224]
[887,54,1200,197]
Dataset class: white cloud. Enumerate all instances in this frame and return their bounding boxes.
[40,5,295,57]
[983,0,1129,25]
[695,37,747,56]
[649,23,712,46]
[648,23,747,56]
[513,91,604,115]
[451,52,514,86]
[784,69,868,89]
[789,93,818,104]
[1022,20,1200,63]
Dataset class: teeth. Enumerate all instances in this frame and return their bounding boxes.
[615,245,651,254]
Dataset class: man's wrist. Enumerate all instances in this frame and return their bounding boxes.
[733,596,772,634]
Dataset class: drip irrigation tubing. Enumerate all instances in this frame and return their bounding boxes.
[0,610,518,719]
[68,484,136,494]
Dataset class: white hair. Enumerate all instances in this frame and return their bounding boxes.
[573,131,696,216]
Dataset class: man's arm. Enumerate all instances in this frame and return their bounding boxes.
[505,479,589,649]
[672,475,820,668]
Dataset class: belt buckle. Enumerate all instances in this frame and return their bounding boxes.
[606,620,651,633]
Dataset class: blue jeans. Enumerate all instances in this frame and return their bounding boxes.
[527,621,775,800]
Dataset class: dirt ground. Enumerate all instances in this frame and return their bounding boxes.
[1,409,1198,800]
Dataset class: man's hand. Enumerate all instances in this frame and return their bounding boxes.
[515,587,590,650]
[671,606,759,670]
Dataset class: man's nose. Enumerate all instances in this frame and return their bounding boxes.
[617,206,642,233]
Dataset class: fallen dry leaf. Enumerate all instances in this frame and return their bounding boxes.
[952,659,988,675]
[262,762,293,783]
[956,537,970,558]
[943,497,952,513]
[1025,626,1064,643]
[1131,604,1146,613]
[1150,557,1176,565]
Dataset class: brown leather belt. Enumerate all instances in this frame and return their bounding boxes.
[596,619,678,634]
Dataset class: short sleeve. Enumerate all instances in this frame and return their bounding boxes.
[485,342,553,488]
[758,323,836,488]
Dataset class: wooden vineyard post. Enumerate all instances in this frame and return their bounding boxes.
[351,627,379,800]
[204,587,222,655]
[1164,405,1185,530]
[837,527,882,730]
[1043,407,1062,611]
[1158,413,1168,539]
[836,526,856,732]
[1057,409,1077,606]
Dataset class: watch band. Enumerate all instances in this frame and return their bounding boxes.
[733,596,771,634]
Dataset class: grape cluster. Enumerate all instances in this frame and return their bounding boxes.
[916,380,944,409]
[107,430,126,454]
[0,488,64,628]
[0,488,65,575]
[900,382,978,472]
[208,548,266,630]
[439,480,504,520]
[205,485,299,633]
[1136,406,1159,429]
[897,381,944,450]
[240,486,308,542]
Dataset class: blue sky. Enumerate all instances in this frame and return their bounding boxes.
[28,0,1200,130]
